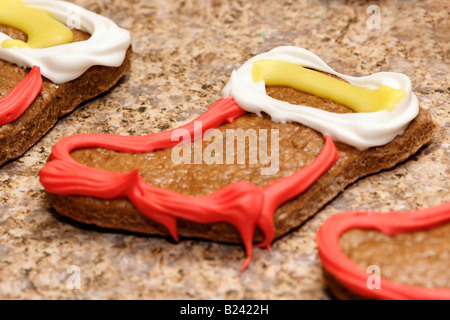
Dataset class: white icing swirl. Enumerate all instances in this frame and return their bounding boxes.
[223,46,419,150]
[0,0,131,84]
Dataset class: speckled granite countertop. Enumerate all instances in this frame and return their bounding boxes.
[0,0,448,299]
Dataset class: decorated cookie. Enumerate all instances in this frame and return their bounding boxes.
[0,0,132,165]
[39,46,437,270]
[317,201,450,300]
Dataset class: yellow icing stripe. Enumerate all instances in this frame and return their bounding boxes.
[252,59,406,113]
[0,0,73,49]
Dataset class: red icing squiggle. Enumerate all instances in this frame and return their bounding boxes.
[316,201,450,299]
[0,66,43,126]
[40,97,340,270]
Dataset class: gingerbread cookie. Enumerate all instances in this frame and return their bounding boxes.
[39,46,437,270]
[0,0,132,166]
[317,201,450,300]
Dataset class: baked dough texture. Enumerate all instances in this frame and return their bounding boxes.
[44,84,437,243]
[0,26,132,166]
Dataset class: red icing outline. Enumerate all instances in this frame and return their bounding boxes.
[40,97,340,271]
[316,201,450,299]
[0,66,43,126]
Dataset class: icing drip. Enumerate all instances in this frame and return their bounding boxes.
[0,65,43,126]
[39,98,340,271]
[38,46,425,271]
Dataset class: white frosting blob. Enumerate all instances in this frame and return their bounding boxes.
[223,46,419,150]
[0,0,131,84]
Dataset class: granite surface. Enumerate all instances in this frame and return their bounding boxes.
[0,0,449,299]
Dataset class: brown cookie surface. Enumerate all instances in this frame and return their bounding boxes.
[0,25,132,166]
[324,222,450,300]
[45,83,438,243]
[341,222,450,286]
